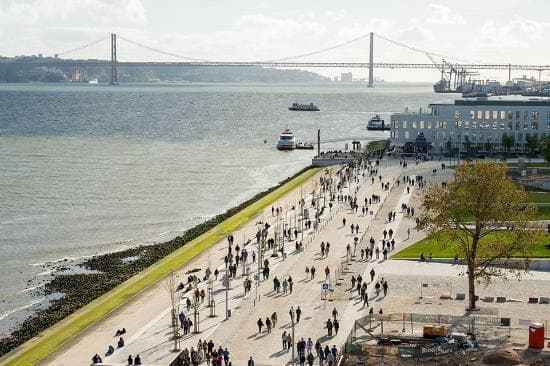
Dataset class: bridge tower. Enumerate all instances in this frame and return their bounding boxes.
[368,32,374,87]
[110,33,118,85]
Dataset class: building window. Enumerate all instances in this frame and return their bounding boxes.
[395,131,399,139]
[485,111,490,120]
[413,121,417,129]
[532,121,538,130]
[493,111,498,120]
[402,121,407,128]
[420,121,424,129]
[508,111,513,119]
[493,121,497,129]
[427,121,432,129]
[500,111,505,120]
[454,111,460,121]
[472,121,477,129]
[469,110,474,119]
[524,122,529,130]
[516,111,521,120]
[532,111,539,120]
[433,108,439,116]
[405,131,410,139]
[392,120,398,128]
[508,121,513,130]
[464,121,469,129]
[546,121,550,130]
[500,120,505,129]
[477,111,482,119]
[432,131,437,139]
[516,121,520,130]
[524,111,529,119]
[546,111,550,119]
[455,121,462,128]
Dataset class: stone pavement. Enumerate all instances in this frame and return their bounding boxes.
[42,159,444,366]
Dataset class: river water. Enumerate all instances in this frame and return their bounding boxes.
[0,82,454,335]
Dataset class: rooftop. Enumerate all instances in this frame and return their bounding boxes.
[430,95,550,107]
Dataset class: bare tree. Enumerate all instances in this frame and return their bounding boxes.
[165,270,180,351]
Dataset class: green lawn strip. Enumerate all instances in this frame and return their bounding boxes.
[366,139,388,152]
[392,231,550,259]
[2,168,321,366]
[527,192,550,203]
[507,162,549,168]
[534,205,550,220]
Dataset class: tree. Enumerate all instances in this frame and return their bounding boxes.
[463,136,472,158]
[483,139,492,152]
[526,134,539,155]
[417,160,540,310]
[501,134,515,153]
[540,136,550,165]
[445,138,453,157]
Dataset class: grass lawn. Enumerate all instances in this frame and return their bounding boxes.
[366,139,388,152]
[507,162,550,168]
[1,168,321,366]
[392,231,550,259]
[527,191,550,203]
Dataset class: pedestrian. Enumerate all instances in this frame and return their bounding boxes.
[307,352,314,366]
[296,306,302,323]
[266,317,272,333]
[383,281,388,296]
[311,266,316,279]
[307,338,313,354]
[370,268,375,282]
[325,266,330,279]
[375,281,381,296]
[320,242,325,257]
[351,275,356,290]
[248,357,255,366]
[407,228,410,239]
[326,319,333,336]
[360,249,364,260]
[342,218,346,227]
[326,351,334,366]
[128,355,133,365]
[319,348,325,366]
[375,247,380,259]
[305,266,310,279]
[332,307,338,321]
[333,319,339,335]
[282,331,287,350]
[355,223,359,234]
[257,318,263,333]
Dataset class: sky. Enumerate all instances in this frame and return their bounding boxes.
[1,0,550,81]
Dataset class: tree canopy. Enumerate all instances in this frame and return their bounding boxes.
[417,160,540,310]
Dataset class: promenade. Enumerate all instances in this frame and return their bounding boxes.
[41,159,454,366]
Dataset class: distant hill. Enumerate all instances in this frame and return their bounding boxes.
[0,57,331,83]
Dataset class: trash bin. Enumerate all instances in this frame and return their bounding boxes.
[227,309,232,318]
[529,323,544,349]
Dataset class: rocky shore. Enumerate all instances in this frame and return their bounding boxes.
[0,166,312,357]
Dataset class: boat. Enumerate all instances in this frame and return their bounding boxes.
[276,129,296,150]
[288,102,320,111]
[367,115,390,131]
[88,78,98,84]
[295,142,314,150]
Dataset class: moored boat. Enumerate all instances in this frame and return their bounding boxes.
[276,129,296,150]
[295,142,314,150]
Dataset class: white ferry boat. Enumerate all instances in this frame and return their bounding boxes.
[276,129,296,150]
[367,115,390,131]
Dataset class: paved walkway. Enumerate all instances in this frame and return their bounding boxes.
[43,159,444,366]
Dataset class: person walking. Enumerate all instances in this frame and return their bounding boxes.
[296,306,302,323]
[306,338,313,354]
[326,318,333,336]
[307,352,314,366]
[325,266,330,279]
[370,268,375,282]
[282,331,287,350]
[310,266,316,279]
[248,357,255,366]
[333,319,340,335]
[257,318,264,333]
[331,307,338,321]
[266,317,272,333]
[383,281,388,296]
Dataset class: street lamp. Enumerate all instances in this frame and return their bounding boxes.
[289,306,296,366]
[224,255,230,320]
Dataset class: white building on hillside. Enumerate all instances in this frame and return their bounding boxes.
[390,96,550,154]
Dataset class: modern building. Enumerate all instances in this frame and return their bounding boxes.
[390,96,550,154]
[340,72,353,82]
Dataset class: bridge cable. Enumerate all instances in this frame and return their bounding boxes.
[117,36,212,63]
[262,32,372,62]
[57,35,110,58]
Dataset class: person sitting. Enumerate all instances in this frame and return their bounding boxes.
[134,354,142,365]
[92,353,103,364]
[114,327,126,336]
[105,344,115,356]
[420,253,425,262]
[118,337,125,348]
[176,282,184,291]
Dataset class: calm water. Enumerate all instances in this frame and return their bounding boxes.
[0,82,454,334]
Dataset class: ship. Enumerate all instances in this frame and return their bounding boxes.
[366,115,390,131]
[295,142,314,150]
[288,102,320,111]
[276,129,296,150]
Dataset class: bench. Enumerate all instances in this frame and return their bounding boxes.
[455,293,466,300]
[482,296,494,303]
[496,296,506,303]
[539,297,549,304]
[528,297,539,304]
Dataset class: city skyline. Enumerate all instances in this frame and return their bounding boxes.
[1,0,550,81]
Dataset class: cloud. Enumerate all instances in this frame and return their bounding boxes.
[0,0,146,27]
[426,3,466,25]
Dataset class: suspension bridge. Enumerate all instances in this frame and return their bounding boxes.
[5,32,550,85]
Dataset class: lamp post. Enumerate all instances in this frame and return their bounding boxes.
[192,278,200,333]
[255,223,265,301]
[289,306,296,366]
[224,255,230,320]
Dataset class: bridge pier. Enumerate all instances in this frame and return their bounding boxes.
[368,32,374,87]
[110,33,118,85]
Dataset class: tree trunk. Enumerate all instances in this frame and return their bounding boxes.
[468,261,476,311]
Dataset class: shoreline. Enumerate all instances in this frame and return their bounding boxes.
[0,165,315,359]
